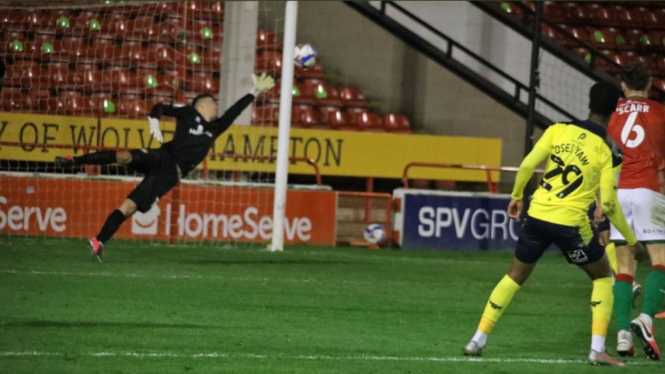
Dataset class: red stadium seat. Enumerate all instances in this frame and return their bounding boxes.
[616,6,645,29]
[294,62,326,79]
[569,3,595,26]
[146,19,180,43]
[255,51,283,75]
[116,97,150,119]
[186,72,219,93]
[7,60,47,88]
[71,64,100,90]
[339,87,369,109]
[384,114,412,133]
[252,104,280,127]
[328,110,359,131]
[187,1,224,21]
[541,24,564,42]
[357,113,384,132]
[0,11,28,32]
[256,29,282,52]
[311,83,343,108]
[292,83,315,106]
[542,2,568,23]
[298,106,326,129]
[148,44,178,69]
[652,78,665,92]
[655,56,665,76]
[97,14,128,39]
[1,88,24,111]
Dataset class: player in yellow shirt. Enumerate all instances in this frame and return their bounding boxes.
[463,82,644,365]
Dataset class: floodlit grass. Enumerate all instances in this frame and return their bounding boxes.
[0,237,661,373]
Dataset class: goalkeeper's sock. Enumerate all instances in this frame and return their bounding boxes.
[474,275,521,345]
[641,265,665,318]
[591,277,613,352]
[605,243,618,275]
[96,210,127,244]
[74,151,116,166]
[613,274,634,331]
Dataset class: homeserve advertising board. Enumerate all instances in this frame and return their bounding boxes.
[395,189,520,250]
[0,112,502,182]
[0,175,337,245]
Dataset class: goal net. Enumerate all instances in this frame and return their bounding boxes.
[0,1,333,248]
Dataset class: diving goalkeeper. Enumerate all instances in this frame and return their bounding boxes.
[55,73,275,261]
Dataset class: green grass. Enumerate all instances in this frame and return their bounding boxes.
[0,237,662,373]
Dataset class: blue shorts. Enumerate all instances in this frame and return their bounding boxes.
[515,215,605,265]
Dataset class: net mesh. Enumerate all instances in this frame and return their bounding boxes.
[0,1,333,248]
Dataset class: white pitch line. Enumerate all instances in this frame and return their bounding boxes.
[0,269,590,289]
[0,351,657,366]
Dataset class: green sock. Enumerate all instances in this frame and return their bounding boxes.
[642,266,665,318]
[613,276,633,331]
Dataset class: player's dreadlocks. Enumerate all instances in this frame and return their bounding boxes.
[621,61,651,92]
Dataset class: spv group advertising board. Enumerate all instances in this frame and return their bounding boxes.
[399,190,520,250]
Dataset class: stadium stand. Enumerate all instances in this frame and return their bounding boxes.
[500,1,665,100]
[0,2,412,133]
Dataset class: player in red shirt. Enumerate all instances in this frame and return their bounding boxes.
[607,62,665,361]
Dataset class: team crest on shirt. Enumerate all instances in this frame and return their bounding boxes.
[189,125,213,138]
[196,116,201,123]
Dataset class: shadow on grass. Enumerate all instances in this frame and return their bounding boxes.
[3,320,208,329]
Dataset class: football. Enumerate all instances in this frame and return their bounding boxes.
[363,223,386,244]
[294,43,317,68]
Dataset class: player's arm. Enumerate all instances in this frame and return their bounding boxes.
[146,103,188,143]
[212,73,275,134]
[599,161,637,245]
[507,127,553,219]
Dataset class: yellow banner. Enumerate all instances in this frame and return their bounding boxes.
[0,113,502,181]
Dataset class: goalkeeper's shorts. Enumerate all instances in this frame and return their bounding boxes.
[127,149,179,213]
[515,215,605,265]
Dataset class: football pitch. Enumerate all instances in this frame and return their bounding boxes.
[0,238,661,373]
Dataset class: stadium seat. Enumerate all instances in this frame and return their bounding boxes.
[542,1,570,24]
[296,106,326,129]
[294,62,326,79]
[568,3,595,26]
[292,82,316,106]
[499,2,523,19]
[655,56,665,76]
[187,1,225,21]
[617,6,646,29]
[255,51,283,75]
[46,62,75,89]
[590,28,617,49]
[384,114,412,133]
[1,88,24,111]
[256,29,282,52]
[52,36,85,61]
[143,18,180,43]
[116,97,150,119]
[191,21,223,45]
[148,44,178,69]
[339,87,369,109]
[154,70,180,96]
[186,72,219,93]
[0,10,27,32]
[311,83,343,108]
[71,64,99,90]
[8,60,47,88]
[68,11,102,36]
[357,113,384,132]
[540,24,564,41]
[652,78,665,92]
[97,14,128,39]
[643,32,665,52]
[125,16,155,40]
[251,104,280,127]
[328,110,359,131]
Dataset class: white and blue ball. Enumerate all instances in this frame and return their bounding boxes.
[363,224,386,244]
[294,43,317,68]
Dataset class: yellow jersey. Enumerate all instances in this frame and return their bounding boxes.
[528,120,622,227]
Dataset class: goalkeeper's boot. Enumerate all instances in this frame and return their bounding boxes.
[588,350,624,366]
[633,281,642,308]
[55,155,75,167]
[89,238,104,262]
[631,315,661,360]
[656,311,665,319]
[462,341,483,357]
[617,330,635,357]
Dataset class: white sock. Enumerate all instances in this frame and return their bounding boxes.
[591,335,606,352]
[639,313,653,326]
[472,330,487,347]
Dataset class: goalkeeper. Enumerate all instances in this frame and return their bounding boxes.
[55,73,275,261]
[463,82,645,366]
